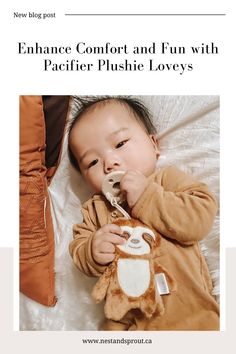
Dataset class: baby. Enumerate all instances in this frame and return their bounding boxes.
[68,96,219,331]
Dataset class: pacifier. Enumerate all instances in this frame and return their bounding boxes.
[102,170,126,205]
[102,170,131,219]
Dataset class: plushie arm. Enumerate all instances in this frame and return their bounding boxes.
[91,264,113,303]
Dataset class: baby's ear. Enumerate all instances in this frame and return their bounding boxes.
[149,134,160,158]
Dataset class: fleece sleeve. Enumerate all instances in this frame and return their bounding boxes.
[131,166,218,245]
[69,202,106,277]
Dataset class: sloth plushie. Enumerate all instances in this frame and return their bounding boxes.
[92,218,176,321]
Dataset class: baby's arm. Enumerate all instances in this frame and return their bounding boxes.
[131,166,218,244]
[69,202,124,276]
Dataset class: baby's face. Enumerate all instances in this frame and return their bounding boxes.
[69,101,159,193]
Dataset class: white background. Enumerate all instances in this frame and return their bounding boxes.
[0,0,235,350]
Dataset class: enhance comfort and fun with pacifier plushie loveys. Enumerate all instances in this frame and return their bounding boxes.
[91,171,176,321]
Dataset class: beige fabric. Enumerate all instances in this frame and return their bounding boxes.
[69,166,219,330]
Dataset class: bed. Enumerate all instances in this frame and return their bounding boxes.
[20,95,219,330]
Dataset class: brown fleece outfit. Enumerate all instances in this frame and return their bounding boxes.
[69,166,219,330]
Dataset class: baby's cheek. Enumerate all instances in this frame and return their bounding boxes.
[86,171,103,192]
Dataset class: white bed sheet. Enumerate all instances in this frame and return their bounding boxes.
[20,95,219,330]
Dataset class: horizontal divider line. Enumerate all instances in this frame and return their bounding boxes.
[65,13,226,16]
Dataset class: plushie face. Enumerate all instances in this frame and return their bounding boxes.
[117,225,155,255]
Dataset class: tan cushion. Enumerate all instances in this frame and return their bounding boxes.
[20,96,56,306]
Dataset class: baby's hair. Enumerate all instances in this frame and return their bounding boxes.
[68,96,157,172]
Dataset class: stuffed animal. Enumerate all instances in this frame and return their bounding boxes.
[92,218,176,321]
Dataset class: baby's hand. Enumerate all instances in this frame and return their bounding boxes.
[120,170,148,208]
[92,224,125,265]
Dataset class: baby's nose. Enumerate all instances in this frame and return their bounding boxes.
[104,155,121,173]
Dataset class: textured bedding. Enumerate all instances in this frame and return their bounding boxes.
[20,95,219,330]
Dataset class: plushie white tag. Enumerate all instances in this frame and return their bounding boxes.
[155,273,170,295]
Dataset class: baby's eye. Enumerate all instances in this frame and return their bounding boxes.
[88,159,98,168]
[116,140,128,149]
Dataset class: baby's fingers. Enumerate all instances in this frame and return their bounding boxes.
[101,242,116,253]
[102,224,123,235]
[96,253,115,265]
[107,233,125,245]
